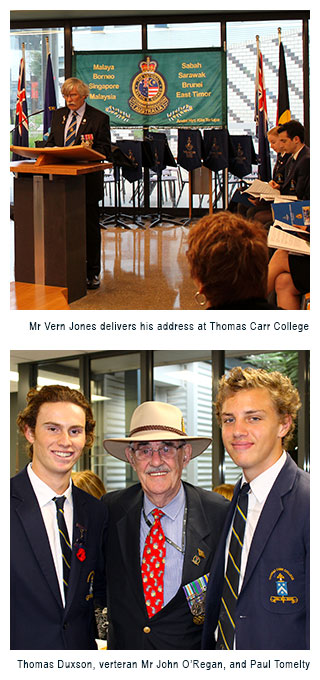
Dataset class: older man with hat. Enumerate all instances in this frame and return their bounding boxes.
[101,401,229,650]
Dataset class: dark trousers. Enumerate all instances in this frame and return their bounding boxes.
[86,200,101,277]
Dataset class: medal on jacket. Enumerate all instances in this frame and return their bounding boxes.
[183,573,209,624]
[81,133,94,148]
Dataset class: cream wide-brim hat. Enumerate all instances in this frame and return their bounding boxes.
[103,401,212,462]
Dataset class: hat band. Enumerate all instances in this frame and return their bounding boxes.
[129,424,186,438]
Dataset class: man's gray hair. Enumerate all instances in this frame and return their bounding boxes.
[61,77,90,98]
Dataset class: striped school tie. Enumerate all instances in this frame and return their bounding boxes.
[65,111,77,146]
[216,482,250,650]
[53,496,72,602]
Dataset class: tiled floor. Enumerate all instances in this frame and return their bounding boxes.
[11,211,200,310]
[69,223,199,310]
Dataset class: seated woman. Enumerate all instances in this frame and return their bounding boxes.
[187,211,278,310]
[267,249,309,310]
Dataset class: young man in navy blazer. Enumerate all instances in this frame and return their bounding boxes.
[11,385,108,650]
[276,119,309,200]
[202,366,309,650]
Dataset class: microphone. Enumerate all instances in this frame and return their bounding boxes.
[10,109,46,135]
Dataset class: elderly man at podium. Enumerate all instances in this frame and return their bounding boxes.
[46,77,111,290]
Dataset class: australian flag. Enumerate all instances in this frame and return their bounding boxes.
[43,52,57,140]
[255,46,271,181]
[12,57,29,161]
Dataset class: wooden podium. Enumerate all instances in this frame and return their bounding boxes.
[10,145,112,303]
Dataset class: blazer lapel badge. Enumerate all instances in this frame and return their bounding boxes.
[74,522,87,562]
[192,547,206,566]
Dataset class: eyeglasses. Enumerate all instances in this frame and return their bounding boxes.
[64,93,79,99]
[131,442,185,461]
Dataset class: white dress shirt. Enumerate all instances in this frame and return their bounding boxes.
[292,144,305,161]
[27,463,73,607]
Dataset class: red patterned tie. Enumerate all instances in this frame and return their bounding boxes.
[141,509,166,617]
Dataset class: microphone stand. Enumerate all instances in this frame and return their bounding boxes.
[10,109,45,135]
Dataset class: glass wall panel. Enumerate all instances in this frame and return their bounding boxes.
[90,353,141,492]
[72,25,142,52]
[10,27,65,142]
[226,20,304,137]
[147,23,220,49]
[37,359,80,388]
[154,351,213,491]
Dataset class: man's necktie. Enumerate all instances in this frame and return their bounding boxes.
[141,509,166,618]
[53,496,72,601]
[216,482,250,650]
[285,155,295,177]
[65,111,77,146]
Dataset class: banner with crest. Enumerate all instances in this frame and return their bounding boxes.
[73,48,226,128]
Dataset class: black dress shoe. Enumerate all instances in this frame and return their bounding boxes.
[86,275,100,290]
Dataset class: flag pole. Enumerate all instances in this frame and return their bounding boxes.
[255,34,271,181]
[255,35,260,131]
[276,26,291,125]
[22,41,25,64]
[46,36,50,57]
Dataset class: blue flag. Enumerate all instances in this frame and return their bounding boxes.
[12,57,29,160]
[255,46,271,181]
[43,53,57,139]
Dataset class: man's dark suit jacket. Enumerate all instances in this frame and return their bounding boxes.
[280,145,310,200]
[202,454,310,650]
[45,103,111,202]
[101,481,229,649]
[11,467,108,650]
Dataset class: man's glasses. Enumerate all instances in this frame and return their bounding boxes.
[131,442,185,461]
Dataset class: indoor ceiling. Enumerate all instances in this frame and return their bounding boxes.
[10,10,218,22]
[10,350,88,371]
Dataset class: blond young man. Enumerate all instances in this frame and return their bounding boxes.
[202,367,309,650]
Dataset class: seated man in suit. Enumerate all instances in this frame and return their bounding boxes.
[275,119,310,199]
[202,367,309,650]
[247,126,291,224]
[46,77,112,290]
[266,120,310,308]
[102,401,229,650]
[11,385,108,650]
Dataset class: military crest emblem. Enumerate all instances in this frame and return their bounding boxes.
[183,137,197,160]
[209,137,222,159]
[235,142,247,165]
[129,57,169,116]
